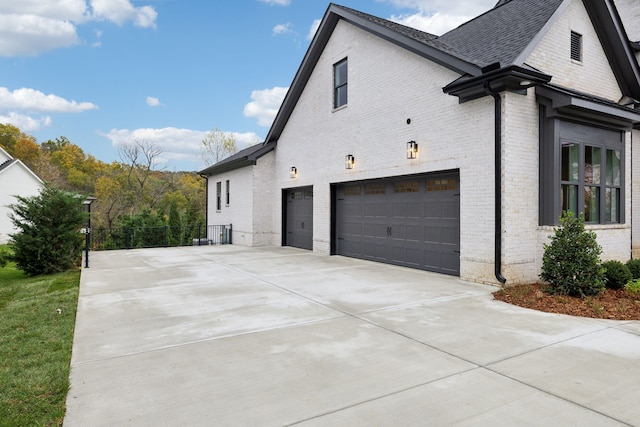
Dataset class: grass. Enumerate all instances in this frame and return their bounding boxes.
[0,246,80,427]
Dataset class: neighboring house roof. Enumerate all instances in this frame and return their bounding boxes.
[0,158,44,184]
[198,143,274,176]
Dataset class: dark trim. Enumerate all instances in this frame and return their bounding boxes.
[536,85,640,129]
[198,143,274,176]
[330,184,337,255]
[484,81,507,285]
[583,0,640,100]
[281,189,287,247]
[443,65,552,103]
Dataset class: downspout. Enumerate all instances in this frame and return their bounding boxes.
[484,81,507,284]
[199,174,209,233]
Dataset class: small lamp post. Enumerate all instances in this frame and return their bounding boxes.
[82,196,96,268]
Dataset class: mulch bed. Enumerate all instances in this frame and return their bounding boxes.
[493,283,640,320]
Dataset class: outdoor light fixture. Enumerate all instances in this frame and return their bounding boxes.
[407,140,418,159]
[82,196,97,268]
[289,166,297,178]
[345,154,355,169]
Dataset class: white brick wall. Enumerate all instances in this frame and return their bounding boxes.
[527,0,622,102]
[273,20,496,280]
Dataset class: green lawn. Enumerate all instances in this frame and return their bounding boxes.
[0,248,80,426]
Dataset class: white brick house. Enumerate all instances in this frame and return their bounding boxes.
[200,0,640,285]
[0,146,43,244]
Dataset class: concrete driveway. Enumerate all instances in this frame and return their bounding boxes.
[64,246,640,426]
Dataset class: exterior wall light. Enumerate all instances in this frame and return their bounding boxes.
[289,166,297,178]
[407,141,418,159]
[345,154,355,169]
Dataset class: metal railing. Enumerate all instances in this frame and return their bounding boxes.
[90,224,232,251]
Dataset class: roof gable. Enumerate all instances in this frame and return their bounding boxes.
[0,158,44,184]
[264,0,640,141]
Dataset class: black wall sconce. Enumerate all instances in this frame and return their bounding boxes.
[407,141,418,159]
[345,154,355,169]
[289,166,297,178]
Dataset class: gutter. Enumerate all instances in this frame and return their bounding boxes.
[484,81,507,285]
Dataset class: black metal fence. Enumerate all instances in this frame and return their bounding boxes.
[90,224,232,251]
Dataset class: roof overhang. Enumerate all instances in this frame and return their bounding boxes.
[198,143,274,176]
[443,64,552,103]
[537,84,640,129]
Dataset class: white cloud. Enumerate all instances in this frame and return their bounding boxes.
[146,96,162,107]
[0,112,52,132]
[307,19,321,40]
[0,0,157,56]
[0,87,98,113]
[0,14,80,56]
[101,127,261,169]
[90,0,157,28]
[390,12,472,35]
[243,87,288,127]
[383,0,496,35]
[257,0,291,6]
[273,23,293,35]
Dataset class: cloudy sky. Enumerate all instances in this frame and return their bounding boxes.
[1,0,497,171]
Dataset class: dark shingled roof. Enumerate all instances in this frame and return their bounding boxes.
[0,159,17,173]
[198,143,273,176]
[438,0,564,69]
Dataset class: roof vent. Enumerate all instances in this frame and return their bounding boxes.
[571,31,582,62]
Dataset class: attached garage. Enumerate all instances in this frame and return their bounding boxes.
[284,186,314,250]
[334,171,460,275]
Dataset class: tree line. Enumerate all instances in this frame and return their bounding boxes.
[0,123,209,232]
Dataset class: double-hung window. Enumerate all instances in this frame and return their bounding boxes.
[333,58,348,109]
[560,141,621,223]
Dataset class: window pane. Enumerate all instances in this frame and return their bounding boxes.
[344,185,360,196]
[334,60,347,86]
[584,146,600,184]
[365,183,385,195]
[394,181,419,193]
[606,188,620,222]
[561,184,578,215]
[335,86,347,108]
[606,150,621,186]
[561,142,579,182]
[584,186,599,222]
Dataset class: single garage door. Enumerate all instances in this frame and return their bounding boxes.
[285,186,313,250]
[335,172,460,275]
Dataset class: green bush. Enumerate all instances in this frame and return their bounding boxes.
[540,211,605,297]
[625,279,640,295]
[602,260,632,289]
[9,185,86,276]
[625,259,640,280]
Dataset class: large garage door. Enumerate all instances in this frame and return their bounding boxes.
[285,187,313,250]
[335,172,460,275]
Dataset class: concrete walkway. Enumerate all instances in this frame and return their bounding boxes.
[64,246,640,426]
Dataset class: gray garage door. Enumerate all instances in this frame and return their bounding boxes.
[335,172,460,275]
[285,187,313,250]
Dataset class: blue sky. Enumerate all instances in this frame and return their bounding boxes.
[0,0,496,171]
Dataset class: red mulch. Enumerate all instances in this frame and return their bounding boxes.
[493,283,640,320]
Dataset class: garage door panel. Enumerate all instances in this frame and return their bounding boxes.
[336,172,460,275]
[286,187,313,250]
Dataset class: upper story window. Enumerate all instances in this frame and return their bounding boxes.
[570,31,582,62]
[216,181,222,211]
[333,58,348,109]
[225,180,230,206]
